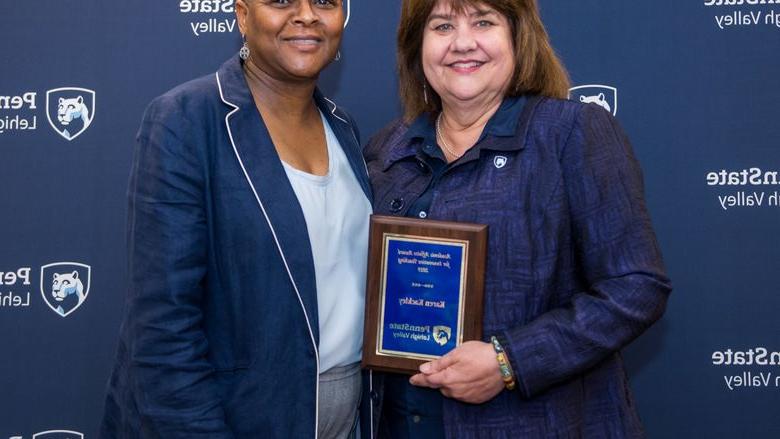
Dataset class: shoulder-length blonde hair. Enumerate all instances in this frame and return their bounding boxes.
[398,0,570,121]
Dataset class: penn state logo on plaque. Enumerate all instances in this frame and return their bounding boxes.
[432,325,452,346]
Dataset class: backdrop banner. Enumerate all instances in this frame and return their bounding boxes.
[1,1,778,437]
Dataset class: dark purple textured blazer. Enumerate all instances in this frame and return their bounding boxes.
[362,96,672,438]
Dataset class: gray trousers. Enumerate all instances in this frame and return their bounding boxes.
[318,362,362,439]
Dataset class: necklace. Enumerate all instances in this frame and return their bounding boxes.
[435,113,462,159]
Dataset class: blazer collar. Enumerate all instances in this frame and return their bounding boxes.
[381,95,541,171]
[217,55,371,199]
[216,54,254,112]
[215,55,332,346]
[313,89,373,201]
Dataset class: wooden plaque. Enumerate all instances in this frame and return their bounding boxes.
[361,214,487,375]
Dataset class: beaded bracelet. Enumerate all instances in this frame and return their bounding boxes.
[490,336,517,390]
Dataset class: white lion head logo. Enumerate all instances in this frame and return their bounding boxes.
[40,262,91,317]
[57,96,92,127]
[51,271,85,303]
[432,326,451,347]
[46,87,96,141]
[569,85,618,116]
[579,93,611,114]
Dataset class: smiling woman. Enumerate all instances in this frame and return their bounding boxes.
[422,3,515,118]
[398,0,569,123]
[100,0,372,438]
[363,0,672,437]
[237,0,344,86]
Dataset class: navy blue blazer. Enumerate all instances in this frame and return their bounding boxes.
[363,96,672,438]
[100,55,371,438]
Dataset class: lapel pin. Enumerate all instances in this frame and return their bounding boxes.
[494,156,508,169]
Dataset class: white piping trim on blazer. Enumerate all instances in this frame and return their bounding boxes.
[322,96,370,177]
[323,96,348,124]
[216,71,321,438]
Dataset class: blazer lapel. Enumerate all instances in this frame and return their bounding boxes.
[315,90,373,201]
[216,56,320,345]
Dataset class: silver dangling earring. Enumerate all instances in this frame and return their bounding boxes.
[334,50,341,62]
[423,82,429,105]
[239,35,250,61]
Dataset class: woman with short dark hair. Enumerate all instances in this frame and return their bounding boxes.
[101,1,370,437]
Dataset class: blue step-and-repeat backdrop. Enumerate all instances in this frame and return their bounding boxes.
[1,1,778,437]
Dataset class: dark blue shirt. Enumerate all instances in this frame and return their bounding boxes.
[400,96,527,221]
[379,97,527,439]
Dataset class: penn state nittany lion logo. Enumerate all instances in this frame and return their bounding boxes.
[579,93,611,113]
[569,85,618,116]
[46,87,96,141]
[32,430,84,439]
[493,155,508,169]
[40,262,91,317]
[57,96,91,126]
[432,325,452,347]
